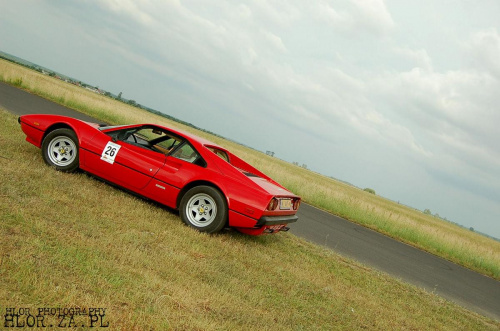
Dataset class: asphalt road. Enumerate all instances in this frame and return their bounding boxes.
[0,81,106,124]
[2,81,499,321]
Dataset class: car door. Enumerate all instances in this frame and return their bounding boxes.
[153,141,208,188]
[83,126,167,191]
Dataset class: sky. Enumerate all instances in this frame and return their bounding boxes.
[1,0,499,238]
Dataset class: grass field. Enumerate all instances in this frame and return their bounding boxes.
[1,58,499,282]
[1,107,498,330]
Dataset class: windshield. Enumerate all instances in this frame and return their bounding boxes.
[99,124,129,131]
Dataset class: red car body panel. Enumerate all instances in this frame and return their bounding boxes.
[19,114,300,235]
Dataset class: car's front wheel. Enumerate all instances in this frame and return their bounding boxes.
[41,128,79,172]
[179,186,227,233]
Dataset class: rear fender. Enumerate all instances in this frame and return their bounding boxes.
[176,180,227,209]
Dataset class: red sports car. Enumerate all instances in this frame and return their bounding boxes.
[19,114,300,235]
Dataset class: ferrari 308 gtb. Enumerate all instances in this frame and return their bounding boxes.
[19,114,300,235]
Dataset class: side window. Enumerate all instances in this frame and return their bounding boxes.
[155,137,181,153]
[171,143,199,163]
[134,128,167,141]
[107,127,166,145]
[106,128,136,142]
[207,147,229,162]
[106,126,183,155]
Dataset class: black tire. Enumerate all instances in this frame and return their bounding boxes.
[41,128,79,172]
[179,186,227,233]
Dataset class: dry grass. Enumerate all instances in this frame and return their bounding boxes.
[1,58,499,281]
[1,107,498,330]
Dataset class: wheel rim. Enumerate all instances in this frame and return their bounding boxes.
[47,137,77,166]
[185,193,218,227]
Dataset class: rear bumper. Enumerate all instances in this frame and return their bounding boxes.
[256,214,298,226]
[230,210,299,235]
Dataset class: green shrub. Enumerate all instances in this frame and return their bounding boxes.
[364,188,376,195]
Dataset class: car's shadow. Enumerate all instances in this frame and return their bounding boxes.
[80,170,283,245]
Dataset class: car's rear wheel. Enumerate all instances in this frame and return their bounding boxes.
[180,186,227,233]
[41,128,79,172]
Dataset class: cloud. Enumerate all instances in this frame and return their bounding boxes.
[310,0,394,37]
[393,47,433,71]
[260,30,288,53]
[97,0,155,26]
[367,56,500,203]
[313,1,351,26]
[466,28,500,78]
[25,2,494,180]
[250,0,302,26]
[351,0,395,34]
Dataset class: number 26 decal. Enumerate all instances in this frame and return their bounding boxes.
[101,141,121,164]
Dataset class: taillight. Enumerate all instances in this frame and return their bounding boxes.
[293,199,301,210]
[267,198,279,211]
